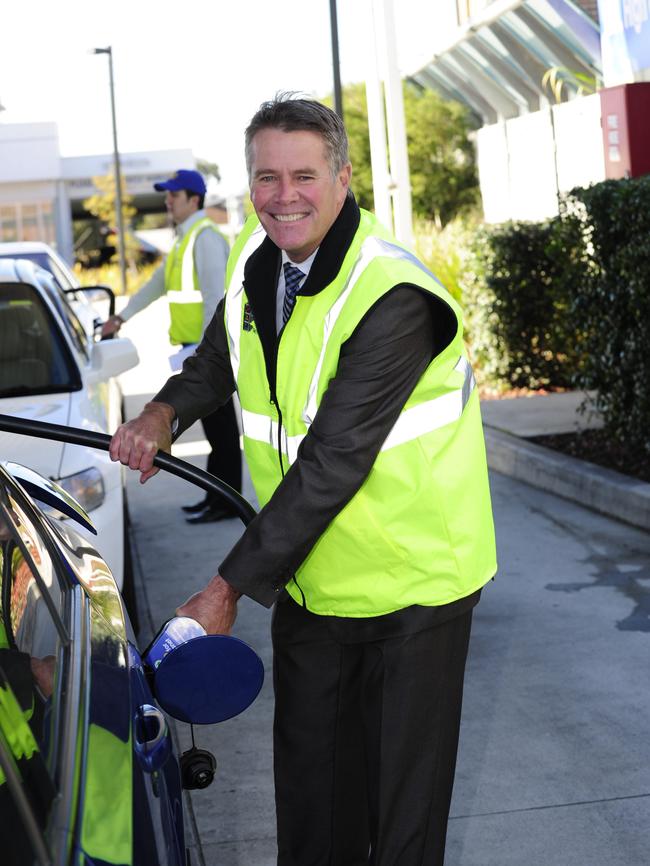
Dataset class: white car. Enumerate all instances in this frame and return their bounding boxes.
[0,240,83,292]
[0,256,138,601]
[0,240,113,332]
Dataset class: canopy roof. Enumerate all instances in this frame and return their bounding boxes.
[409,0,602,124]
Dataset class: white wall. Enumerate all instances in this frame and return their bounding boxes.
[552,93,606,192]
[477,95,606,223]
[0,122,61,183]
[506,109,559,221]
[476,122,512,224]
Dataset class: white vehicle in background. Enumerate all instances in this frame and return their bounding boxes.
[0,240,112,332]
[0,256,139,610]
[0,240,80,290]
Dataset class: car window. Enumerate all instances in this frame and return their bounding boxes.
[0,282,82,397]
[45,256,76,292]
[55,289,91,359]
[0,492,67,865]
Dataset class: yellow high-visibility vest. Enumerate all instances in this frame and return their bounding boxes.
[165,217,224,345]
[225,210,497,616]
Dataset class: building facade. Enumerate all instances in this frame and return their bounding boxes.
[0,121,194,263]
[410,0,650,223]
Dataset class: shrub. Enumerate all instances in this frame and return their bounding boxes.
[461,217,588,390]
[413,215,479,305]
[566,177,650,453]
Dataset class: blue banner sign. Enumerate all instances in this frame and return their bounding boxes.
[598,0,650,84]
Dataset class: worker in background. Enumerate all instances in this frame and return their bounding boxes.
[108,96,497,865]
[102,169,242,522]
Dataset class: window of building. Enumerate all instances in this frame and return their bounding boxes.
[0,202,57,246]
[0,206,18,243]
[21,204,40,242]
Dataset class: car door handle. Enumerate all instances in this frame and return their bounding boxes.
[134,704,171,773]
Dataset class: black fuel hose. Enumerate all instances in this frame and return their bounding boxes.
[0,413,256,526]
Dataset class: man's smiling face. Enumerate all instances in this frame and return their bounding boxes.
[249,128,351,263]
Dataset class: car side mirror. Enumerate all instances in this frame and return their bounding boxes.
[65,284,116,317]
[86,337,139,385]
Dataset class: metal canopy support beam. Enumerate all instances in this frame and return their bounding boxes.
[365,0,392,231]
[469,36,542,109]
[434,59,499,124]
[374,0,413,246]
[449,46,523,118]
[544,0,602,59]
[489,19,554,95]
[513,5,598,78]
[411,68,483,121]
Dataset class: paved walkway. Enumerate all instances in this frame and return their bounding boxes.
[118,299,650,866]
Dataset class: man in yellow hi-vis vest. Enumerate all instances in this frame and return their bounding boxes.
[109,99,497,865]
[102,169,242,521]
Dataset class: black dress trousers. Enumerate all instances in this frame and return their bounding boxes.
[271,594,475,866]
[200,397,242,495]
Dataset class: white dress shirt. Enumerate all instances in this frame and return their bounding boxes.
[275,248,319,333]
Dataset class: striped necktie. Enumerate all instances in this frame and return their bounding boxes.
[283,263,304,324]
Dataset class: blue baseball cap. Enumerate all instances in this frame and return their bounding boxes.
[154,169,206,196]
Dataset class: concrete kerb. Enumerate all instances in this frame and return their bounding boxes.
[484,425,650,533]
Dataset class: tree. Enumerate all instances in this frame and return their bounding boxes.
[404,84,479,226]
[196,158,221,183]
[83,173,138,267]
[329,82,480,227]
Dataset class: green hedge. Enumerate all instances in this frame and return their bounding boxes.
[462,217,587,390]
[461,175,650,453]
[566,177,650,453]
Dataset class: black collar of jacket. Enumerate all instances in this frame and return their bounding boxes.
[241,194,361,392]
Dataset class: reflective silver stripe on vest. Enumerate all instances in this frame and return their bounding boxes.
[303,235,444,426]
[241,356,474,463]
[235,231,470,464]
[241,409,303,463]
[169,223,212,303]
[380,356,475,451]
[225,224,266,380]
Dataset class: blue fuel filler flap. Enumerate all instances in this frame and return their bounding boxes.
[144,617,264,725]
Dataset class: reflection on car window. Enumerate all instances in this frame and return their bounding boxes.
[0,499,62,864]
[0,281,81,397]
[0,496,66,753]
[57,290,90,359]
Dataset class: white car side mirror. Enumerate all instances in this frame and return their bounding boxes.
[86,337,139,385]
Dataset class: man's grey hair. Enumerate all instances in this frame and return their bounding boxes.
[245,92,350,181]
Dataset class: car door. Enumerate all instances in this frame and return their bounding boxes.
[0,466,185,866]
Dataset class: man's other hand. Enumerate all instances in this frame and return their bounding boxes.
[101,314,124,338]
[109,401,175,483]
[176,574,241,635]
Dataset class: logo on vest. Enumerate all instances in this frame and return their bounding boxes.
[243,302,256,332]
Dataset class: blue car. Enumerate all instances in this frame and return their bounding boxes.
[0,412,263,865]
[0,460,187,865]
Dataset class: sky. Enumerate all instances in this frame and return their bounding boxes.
[1,0,454,193]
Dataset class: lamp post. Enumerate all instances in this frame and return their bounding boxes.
[92,46,127,295]
[329,0,344,119]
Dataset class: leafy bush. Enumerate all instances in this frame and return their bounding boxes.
[413,216,479,305]
[566,177,650,453]
[461,217,588,390]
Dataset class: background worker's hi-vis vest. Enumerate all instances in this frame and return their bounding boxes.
[225,209,497,617]
[165,216,223,345]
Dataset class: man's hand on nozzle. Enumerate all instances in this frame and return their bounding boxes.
[176,574,241,636]
[101,314,124,338]
[109,401,175,483]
